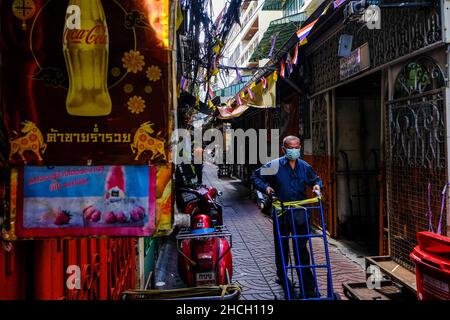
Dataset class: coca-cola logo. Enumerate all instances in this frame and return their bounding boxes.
[64,25,108,45]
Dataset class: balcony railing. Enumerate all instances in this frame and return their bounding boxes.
[241,0,259,27]
[240,34,260,65]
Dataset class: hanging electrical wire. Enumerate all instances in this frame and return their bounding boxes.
[178,0,243,96]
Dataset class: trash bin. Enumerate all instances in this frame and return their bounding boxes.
[410,231,450,300]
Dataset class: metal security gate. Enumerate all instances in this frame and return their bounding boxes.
[311,92,336,236]
[0,238,136,300]
[386,57,447,270]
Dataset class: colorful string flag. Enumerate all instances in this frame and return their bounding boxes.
[261,77,268,91]
[292,43,299,65]
[180,76,188,92]
[333,0,346,9]
[208,86,216,99]
[268,34,277,58]
[235,66,242,82]
[208,99,216,110]
[273,70,278,82]
[280,59,286,78]
[296,19,318,46]
[236,94,243,106]
[286,54,293,76]
[246,85,255,100]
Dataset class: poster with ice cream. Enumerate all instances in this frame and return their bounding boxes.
[14,165,156,238]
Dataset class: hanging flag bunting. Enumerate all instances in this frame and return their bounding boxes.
[247,86,255,100]
[208,86,216,98]
[268,34,277,58]
[240,90,245,98]
[235,66,242,82]
[286,54,293,75]
[237,94,243,106]
[261,77,267,90]
[296,19,318,46]
[208,99,216,110]
[273,70,278,82]
[280,59,286,78]
[333,0,346,9]
[292,44,299,65]
[180,76,189,92]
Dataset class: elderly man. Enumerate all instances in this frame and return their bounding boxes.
[251,136,322,298]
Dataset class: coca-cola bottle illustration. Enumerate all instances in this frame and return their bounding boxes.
[63,0,112,116]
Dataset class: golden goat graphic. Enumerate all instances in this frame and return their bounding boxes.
[131,122,166,161]
[9,120,47,161]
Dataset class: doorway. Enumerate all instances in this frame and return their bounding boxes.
[334,72,381,256]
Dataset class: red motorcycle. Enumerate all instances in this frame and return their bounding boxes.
[175,165,223,226]
[179,186,223,226]
[177,214,233,287]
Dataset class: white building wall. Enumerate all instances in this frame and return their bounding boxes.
[222,0,282,87]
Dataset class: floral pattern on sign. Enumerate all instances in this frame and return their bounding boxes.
[122,50,145,73]
[146,65,162,82]
[127,96,146,114]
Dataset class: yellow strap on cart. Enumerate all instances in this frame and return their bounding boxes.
[272,196,321,217]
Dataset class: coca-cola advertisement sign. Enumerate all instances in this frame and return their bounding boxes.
[1,0,171,165]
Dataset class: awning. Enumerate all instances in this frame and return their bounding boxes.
[250,13,306,62]
[218,72,277,120]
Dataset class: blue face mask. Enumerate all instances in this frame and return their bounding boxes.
[285,148,301,160]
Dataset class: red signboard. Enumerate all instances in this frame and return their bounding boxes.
[11,165,157,238]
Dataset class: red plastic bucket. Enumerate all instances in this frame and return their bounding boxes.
[410,232,450,300]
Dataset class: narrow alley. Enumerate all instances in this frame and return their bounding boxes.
[202,163,366,300]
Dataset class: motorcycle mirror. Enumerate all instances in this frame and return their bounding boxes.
[217,191,223,196]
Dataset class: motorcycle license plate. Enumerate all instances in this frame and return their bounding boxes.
[195,272,216,286]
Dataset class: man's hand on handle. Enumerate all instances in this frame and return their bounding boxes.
[312,184,321,195]
[266,187,274,195]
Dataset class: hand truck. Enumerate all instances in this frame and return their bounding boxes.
[271,191,337,300]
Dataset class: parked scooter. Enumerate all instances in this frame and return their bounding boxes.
[175,164,223,226]
[177,209,233,287]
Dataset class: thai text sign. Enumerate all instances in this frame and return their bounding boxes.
[13,165,156,238]
[339,42,370,80]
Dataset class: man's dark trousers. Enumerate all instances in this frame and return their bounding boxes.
[272,208,316,296]
[194,164,203,184]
